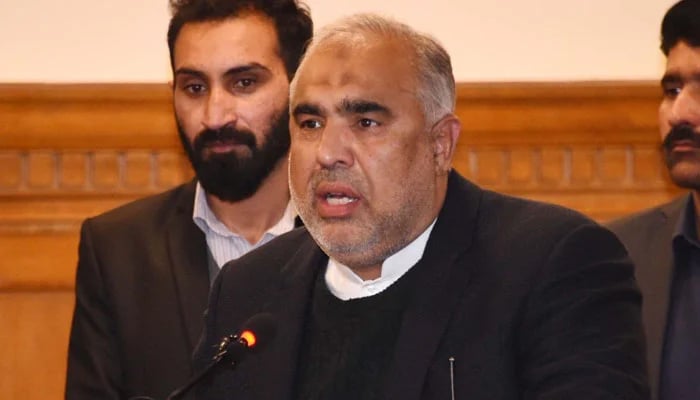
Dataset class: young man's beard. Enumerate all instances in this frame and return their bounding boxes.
[177,110,290,202]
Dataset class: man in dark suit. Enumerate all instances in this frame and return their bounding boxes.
[194,13,649,399]
[607,1,700,399]
[65,1,312,399]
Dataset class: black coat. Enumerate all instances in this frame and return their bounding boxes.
[66,181,211,399]
[195,171,649,399]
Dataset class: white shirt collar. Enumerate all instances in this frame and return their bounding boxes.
[325,219,437,300]
[192,182,296,246]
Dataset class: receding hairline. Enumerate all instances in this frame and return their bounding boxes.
[290,13,456,124]
[291,17,422,96]
[306,13,424,57]
[289,35,421,109]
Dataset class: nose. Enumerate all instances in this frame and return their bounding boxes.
[668,85,700,128]
[315,122,353,169]
[202,86,237,130]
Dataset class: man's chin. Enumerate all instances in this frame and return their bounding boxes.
[668,162,700,190]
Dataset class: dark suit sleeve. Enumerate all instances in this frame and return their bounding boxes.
[65,220,121,399]
[517,223,649,399]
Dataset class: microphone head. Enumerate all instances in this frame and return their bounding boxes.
[214,313,277,366]
[237,313,277,352]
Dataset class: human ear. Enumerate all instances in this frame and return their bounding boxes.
[431,114,461,174]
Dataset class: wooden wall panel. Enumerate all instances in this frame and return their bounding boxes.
[0,82,682,399]
[0,292,73,399]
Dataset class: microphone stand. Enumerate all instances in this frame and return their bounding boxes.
[128,313,275,400]
[166,333,243,400]
[128,333,243,400]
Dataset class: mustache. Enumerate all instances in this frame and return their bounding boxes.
[309,169,364,193]
[195,126,256,149]
[662,124,700,151]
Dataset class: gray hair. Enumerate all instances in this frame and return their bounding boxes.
[290,13,456,125]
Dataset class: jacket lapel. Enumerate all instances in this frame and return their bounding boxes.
[244,233,326,400]
[641,196,685,395]
[384,172,482,400]
[165,181,211,355]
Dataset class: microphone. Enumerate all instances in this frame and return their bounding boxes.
[164,313,277,400]
[212,312,277,366]
[128,313,277,400]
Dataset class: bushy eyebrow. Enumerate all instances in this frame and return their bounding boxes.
[174,68,207,81]
[661,72,700,87]
[339,98,391,115]
[291,98,392,119]
[222,63,270,78]
[661,74,682,87]
[174,63,271,81]
[292,103,322,118]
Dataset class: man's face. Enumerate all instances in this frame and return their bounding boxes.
[289,38,449,273]
[172,13,291,202]
[659,41,700,190]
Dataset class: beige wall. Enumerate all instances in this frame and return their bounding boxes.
[1,0,678,83]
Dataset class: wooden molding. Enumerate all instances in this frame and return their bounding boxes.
[0,83,175,150]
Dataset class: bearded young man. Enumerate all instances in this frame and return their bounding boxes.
[65,1,312,399]
[608,1,700,399]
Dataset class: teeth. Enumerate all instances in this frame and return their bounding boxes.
[325,194,357,205]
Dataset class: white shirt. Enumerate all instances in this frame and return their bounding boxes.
[325,219,437,300]
[192,182,297,268]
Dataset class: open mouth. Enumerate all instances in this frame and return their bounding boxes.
[324,192,359,205]
[315,183,362,218]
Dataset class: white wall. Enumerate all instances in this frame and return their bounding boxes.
[0,0,678,83]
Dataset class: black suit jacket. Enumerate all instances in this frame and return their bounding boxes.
[607,195,687,400]
[194,171,649,399]
[66,181,211,399]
